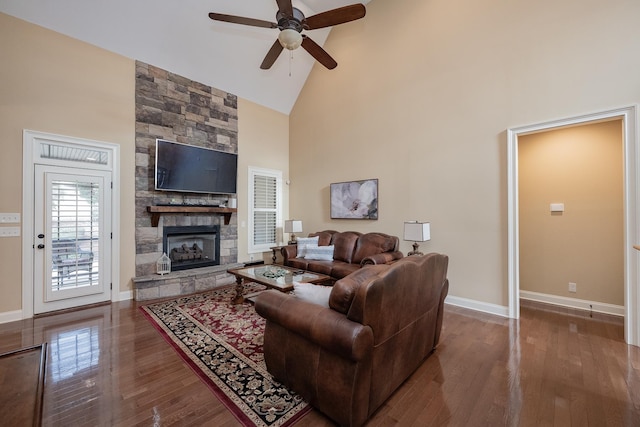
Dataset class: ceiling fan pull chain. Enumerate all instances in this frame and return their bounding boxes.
[289,50,293,77]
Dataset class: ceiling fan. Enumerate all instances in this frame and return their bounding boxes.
[209,1,366,70]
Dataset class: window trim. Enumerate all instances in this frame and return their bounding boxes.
[248,166,282,254]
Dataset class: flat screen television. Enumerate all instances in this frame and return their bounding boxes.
[155,139,237,194]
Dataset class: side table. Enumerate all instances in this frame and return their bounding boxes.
[269,245,287,264]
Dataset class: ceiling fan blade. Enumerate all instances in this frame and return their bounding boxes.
[275,0,294,18]
[304,4,366,30]
[301,35,337,70]
[260,40,284,69]
[209,13,277,29]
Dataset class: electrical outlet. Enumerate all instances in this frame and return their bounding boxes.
[0,213,20,223]
[568,282,577,293]
[0,227,20,237]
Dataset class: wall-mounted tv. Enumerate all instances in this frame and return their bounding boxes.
[155,139,237,195]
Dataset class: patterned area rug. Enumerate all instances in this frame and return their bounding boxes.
[140,284,309,427]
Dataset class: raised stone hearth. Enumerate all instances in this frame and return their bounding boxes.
[133,264,242,301]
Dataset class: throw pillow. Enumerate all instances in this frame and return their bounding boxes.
[296,236,319,257]
[304,245,335,261]
[293,282,332,308]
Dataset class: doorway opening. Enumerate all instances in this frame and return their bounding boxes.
[22,130,120,318]
[507,106,639,347]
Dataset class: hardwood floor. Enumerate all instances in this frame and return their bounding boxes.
[0,298,638,426]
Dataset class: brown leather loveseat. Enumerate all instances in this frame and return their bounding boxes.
[281,230,404,280]
[255,253,449,427]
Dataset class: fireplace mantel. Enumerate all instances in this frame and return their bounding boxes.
[147,206,237,227]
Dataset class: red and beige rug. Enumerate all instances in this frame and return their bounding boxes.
[140,284,309,427]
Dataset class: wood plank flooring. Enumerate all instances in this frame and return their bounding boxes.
[0,298,638,426]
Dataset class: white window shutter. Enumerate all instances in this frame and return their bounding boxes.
[248,168,282,253]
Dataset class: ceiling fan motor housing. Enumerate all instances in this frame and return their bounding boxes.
[277,7,304,32]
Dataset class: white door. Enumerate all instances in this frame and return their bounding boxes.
[33,165,111,314]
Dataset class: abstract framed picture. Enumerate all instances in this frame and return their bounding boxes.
[330,179,378,219]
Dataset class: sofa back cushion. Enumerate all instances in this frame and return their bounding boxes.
[329,264,388,315]
[352,233,400,264]
[330,231,361,263]
[353,254,448,340]
[308,230,337,247]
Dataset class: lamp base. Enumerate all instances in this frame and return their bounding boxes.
[407,242,423,257]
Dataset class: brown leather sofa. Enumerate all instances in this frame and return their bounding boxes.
[255,253,449,427]
[281,230,404,280]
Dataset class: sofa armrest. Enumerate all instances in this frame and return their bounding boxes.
[255,290,373,361]
[280,245,298,263]
[360,251,404,266]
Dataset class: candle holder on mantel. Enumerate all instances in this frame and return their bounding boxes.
[157,252,171,275]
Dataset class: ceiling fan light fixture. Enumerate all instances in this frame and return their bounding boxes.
[278,28,302,50]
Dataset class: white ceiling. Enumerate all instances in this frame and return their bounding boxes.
[0,0,371,114]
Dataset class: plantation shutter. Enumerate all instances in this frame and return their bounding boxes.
[51,179,100,290]
[248,167,282,253]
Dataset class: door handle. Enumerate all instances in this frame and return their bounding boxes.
[37,244,45,249]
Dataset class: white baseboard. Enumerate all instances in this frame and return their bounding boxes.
[0,290,133,324]
[445,295,509,318]
[118,290,133,301]
[0,310,23,324]
[520,290,624,317]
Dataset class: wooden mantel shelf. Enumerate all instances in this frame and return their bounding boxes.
[147,205,237,227]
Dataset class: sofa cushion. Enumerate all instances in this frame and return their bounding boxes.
[287,258,309,271]
[330,262,361,279]
[305,260,335,277]
[309,230,337,246]
[352,233,398,264]
[304,245,335,261]
[330,231,361,263]
[296,236,319,257]
[293,282,332,307]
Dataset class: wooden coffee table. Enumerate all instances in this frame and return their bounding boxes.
[227,265,332,304]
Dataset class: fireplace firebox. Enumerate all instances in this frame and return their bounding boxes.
[162,225,220,271]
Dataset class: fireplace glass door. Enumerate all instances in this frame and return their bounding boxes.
[163,225,220,271]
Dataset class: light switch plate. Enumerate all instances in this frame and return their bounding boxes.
[0,227,20,237]
[0,213,21,223]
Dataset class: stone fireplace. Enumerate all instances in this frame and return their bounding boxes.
[132,61,241,301]
[163,225,220,271]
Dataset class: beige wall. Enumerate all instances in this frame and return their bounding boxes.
[519,120,623,305]
[0,13,136,313]
[289,0,640,307]
[0,13,289,316]
[237,99,290,263]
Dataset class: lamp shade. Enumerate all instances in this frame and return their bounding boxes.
[403,221,431,242]
[278,29,303,50]
[284,220,303,234]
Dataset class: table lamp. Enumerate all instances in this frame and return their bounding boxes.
[403,221,431,256]
[284,219,303,244]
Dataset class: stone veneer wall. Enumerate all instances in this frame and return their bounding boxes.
[134,61,239,294]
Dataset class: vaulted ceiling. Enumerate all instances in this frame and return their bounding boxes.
[0,0,371,114]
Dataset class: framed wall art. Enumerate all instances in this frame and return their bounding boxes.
[330,179,378,220]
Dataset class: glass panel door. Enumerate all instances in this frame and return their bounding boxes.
[34,165,111,314]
